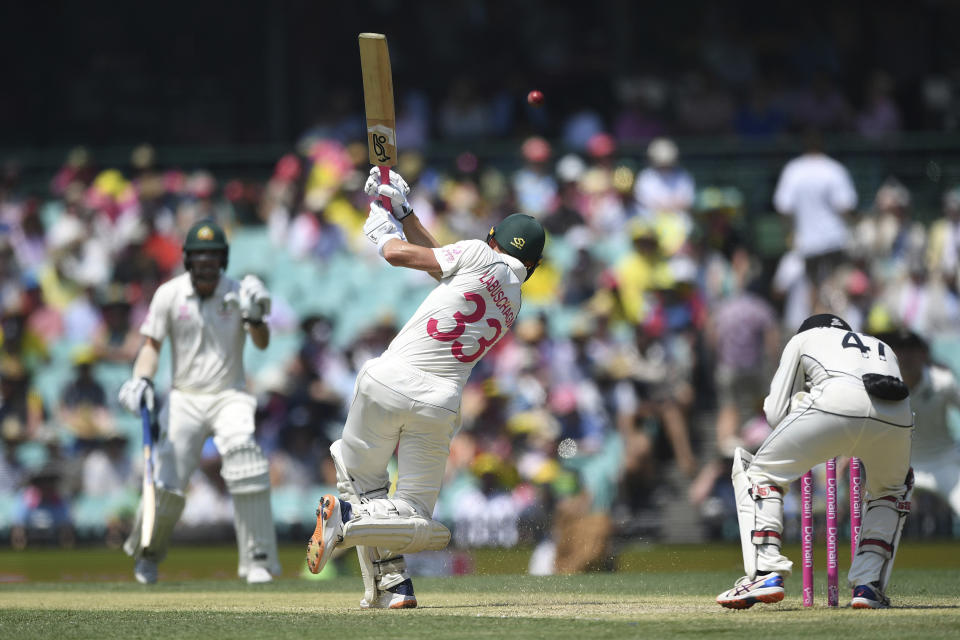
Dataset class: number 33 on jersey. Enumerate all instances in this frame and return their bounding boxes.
[383,239,527,387]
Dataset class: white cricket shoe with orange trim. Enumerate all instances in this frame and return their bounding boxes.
[306,494,343,575]
[716,573,785,609]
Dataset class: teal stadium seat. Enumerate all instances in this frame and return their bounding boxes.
[225,228,275,280]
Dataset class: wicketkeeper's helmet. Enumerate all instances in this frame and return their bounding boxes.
[797,313,851,334]
[488,213,545,282]
[183,218,229,270]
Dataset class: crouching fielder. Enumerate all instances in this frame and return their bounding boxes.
[118,219,280,584]
[306,168,545,609]
[717,314,913,609]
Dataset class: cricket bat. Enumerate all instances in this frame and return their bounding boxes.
[358,32,397,213]
[140,405,156,548]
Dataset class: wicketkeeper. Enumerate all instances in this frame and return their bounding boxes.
[717,314,913,609]
[118,219,280,584]
[306,168,545,609]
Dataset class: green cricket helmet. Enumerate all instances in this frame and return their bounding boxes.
[488,213,545,281]
[183,219,229,270]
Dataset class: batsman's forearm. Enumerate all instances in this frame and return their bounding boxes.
[132,338,161,380]
[247,322,270,349]
[401,214,440,249]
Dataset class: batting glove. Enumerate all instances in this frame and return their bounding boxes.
[239,275,271,322]
[364,201,406,257]
[364,167,413,220]
[119,377,154,414]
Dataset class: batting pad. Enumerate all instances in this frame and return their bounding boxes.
[233,489,281,577]
[123,487,185,561]
[341,497,451,555]
[330,438,393,601]
[220,442,270,494]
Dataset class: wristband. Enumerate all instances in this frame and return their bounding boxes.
[377,232,404,257]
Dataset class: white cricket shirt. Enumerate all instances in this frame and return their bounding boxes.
[773,153,857,257]
[140,273,247,394]
[764,326,913,430]
[385,240,526,388]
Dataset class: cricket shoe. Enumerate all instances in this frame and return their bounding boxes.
[850,582,890,609]
[246,566,273,584]
[134,557,158,584]
[360,579,418,610]
[716,573,785,609]
[306,494,343,575]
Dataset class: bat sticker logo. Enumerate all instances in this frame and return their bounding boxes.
[372,133,391,163]
[367,125,396,164]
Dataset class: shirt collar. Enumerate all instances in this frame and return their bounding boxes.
[499,251,527,281]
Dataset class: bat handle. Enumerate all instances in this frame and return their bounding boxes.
[378,165,393,214]
[140,405,153,447]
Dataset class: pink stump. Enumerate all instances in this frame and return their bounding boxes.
[849,457,862,560]
[826,458,839,606]
[801,470,814,607]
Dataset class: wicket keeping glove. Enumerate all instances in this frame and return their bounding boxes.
[119,377,154,414]
[364,201,406,257]
[364,167,413,220]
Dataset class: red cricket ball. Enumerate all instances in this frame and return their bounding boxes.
[527,90,544,107]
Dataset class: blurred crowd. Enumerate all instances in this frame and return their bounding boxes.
[1,128,959,573]
[7,3,960,149]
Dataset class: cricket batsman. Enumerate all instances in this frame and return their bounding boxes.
[118,219,280,584]
[717,314,913,609]
[306,168,545,609]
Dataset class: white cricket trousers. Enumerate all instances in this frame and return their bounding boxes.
[339,354,461,518]
[747,379,913,584]
[155,388,258,491]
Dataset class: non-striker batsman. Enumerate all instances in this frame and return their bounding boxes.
[118,219,280,584]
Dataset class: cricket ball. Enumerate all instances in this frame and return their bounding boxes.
[527,90,544,107]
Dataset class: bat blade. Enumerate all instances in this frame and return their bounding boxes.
[359,32,397,212]
[140,406,155,549]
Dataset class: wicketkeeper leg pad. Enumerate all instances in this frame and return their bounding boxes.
[123,486,185,562]
[849,469,913,590]
[731,447,792,579]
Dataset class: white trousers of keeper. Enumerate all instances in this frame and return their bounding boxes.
[737,379,912,588]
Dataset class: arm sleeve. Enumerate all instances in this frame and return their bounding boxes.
[829,165,858,212]
[139,284,171,342]
[432,240,483,279]
[773,165,794,215]
[763,334,805,428]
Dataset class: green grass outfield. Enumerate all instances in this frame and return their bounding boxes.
[2,542,959,639]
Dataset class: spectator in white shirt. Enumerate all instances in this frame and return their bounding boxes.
[774,130,857,309]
